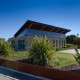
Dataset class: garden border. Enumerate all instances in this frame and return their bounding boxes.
[0,59,80,80]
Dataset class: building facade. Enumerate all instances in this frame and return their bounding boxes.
[9,20,71,50]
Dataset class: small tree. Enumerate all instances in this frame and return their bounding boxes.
[0,40,14,57]
[28,36,55,66]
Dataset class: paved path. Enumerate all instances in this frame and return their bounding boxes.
[0,73,19,80]
[58,49,80,54]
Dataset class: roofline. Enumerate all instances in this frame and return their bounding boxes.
[28,20,71,31]
[14,20,71,37]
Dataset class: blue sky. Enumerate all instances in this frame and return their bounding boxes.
[0,0,80,40]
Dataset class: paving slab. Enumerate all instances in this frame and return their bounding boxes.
[0,73,19,80]
[58,49,80,54]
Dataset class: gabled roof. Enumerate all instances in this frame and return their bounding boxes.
[14,20,71,37]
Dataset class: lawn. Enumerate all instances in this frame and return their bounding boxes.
[1,51,78,68]
[52,52,77,68]
[1,51,29,60]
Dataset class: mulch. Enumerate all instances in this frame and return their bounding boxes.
[61,64,80,71]
[11,58,80,73]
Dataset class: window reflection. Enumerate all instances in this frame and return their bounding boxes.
[17,29,66,38]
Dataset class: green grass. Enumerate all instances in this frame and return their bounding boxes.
[52,52,77,68]
[0,51,78,68]
[1,51,29,60]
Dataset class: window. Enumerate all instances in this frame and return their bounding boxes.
[17,29,66,38]
[56,40,58,47]
[18,40,25,50]
[11,41,15,48]
[53,40,55,47]
[64,40,66,47]
[59,40,61,47]
[62,40,64,47]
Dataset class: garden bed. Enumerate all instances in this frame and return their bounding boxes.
[61,64,80,71]
[16,58,80,73]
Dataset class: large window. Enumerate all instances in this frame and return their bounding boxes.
[18,40,25,50]
[64,40,66,47]
[11,41,15,48]
[56,40,58,47]
[62,40,64,48]
[53,40,55,47]
[17,29,66,38]
[59,40,61,47]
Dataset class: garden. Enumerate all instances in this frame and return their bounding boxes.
[0,36,80,71]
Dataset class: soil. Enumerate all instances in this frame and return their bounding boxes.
[11,58,80,73]
[61,64,80,71]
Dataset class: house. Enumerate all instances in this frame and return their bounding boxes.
[0,38,5,41]
[9,20,71,50]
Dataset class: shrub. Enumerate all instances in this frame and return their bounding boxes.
[74,47,80,64]
[75,54,80,65]
[0,40,14,57]
[66,44,74,49]
[55,47,68,51]
[56,48,62,51]
[28,36,55,66]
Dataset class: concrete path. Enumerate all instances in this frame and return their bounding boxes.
[0,73,19,80]
[58,49,80,54]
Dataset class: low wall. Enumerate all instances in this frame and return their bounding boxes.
[0,59,80,80]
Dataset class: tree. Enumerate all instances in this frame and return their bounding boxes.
[66,34,80,48]
[28,36,55,66]
[66,35,77,44]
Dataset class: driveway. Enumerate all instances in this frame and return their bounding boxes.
[58,49,80,54]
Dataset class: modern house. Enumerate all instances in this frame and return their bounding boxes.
[9,20,71,50]
[0,38,5,41]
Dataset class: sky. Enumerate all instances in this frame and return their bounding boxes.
[0,0,80,40]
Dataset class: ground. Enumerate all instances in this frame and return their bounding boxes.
[53,52,77,68]
[0,73,18,80]
[1,49,80,71]
[10,49,78,68]
[58,49,80,54]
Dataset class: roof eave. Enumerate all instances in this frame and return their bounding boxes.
[14,20,71,37]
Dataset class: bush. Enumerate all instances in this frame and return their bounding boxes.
[55,47,69,51]
[74,47,80,64]
[28,36,55,66]
[75,54,80,65]
[56,48,62,51]
[66,44,74,49]
[0,40,14,57]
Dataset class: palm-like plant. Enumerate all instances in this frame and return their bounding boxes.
[0,40,14,57]
[28,36,55,66]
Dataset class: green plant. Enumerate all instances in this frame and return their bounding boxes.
[75,54,80,65]
[74,48,80,64]
[28,36,55,66]
[56,48,62,51]
[0,40,14,57]
[54,53,76,68]
[55,47,68,51]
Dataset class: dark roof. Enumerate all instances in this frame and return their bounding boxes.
[14,20,71,37]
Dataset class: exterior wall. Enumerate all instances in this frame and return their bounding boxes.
[48,37,66,48]
[9,35,66,50]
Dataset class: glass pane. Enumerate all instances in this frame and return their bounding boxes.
[17,28,66,38]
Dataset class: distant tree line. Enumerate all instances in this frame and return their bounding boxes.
[66,34,80,48]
